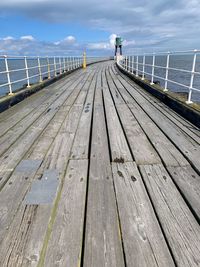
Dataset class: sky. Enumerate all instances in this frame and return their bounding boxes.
[0,0,200,55]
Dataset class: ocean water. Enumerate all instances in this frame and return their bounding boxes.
[128,54,200,103]
[1,56,200,103]
[0,57,70,96]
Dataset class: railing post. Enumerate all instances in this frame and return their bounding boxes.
[150,53,155,84]
[63,57,66,73]
[4,55,13,95]
[71,57,73,69]
[136,55,139,77]
[68,56,71,70]
[67,57,69,71]
[37,56,42,83]
[132,56,134,74]
[187,49,197,104]
[164,52,170,91]
[128,56,130,72]
[47,56,51,79]
[122,57,125,69]
[124,56,126,70]
[54,57,57,76]
[142,54,145,80]
[79,57,81,67]
[59,57,62,74]
[125,56,128,71]
[24,56,31,87]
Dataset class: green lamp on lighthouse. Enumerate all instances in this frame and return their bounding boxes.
[115,36,123,56]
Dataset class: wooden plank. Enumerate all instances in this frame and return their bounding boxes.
[0,106,72,244]
[83,87,125,266]
[108,66,188,167]
[94,68,103,105]
[113,65,200,142]
[0,204,52,267]
[105,67,161,165]
[115,72,200,171]
[0,71,90,190]
[140,164,200,267]
[112,162,175,267]
[102,70,132,162]
[43,159,88,267]
[115,104,161,165]
[0,95,71,157]
[129,102,189,167]
[105,68,124,105]
[167,165,200,220]
[70,71,96,159]
[0,69,83,137]
[0,68,95,266]
[0,104,84,267]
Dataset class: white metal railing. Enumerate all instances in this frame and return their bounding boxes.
[0,55,109,97]
[117,49,200,104]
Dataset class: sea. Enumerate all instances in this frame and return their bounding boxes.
[0,55,200,103]
[0,57,63,96]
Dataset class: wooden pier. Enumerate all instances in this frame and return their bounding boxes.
[0,61,200,267]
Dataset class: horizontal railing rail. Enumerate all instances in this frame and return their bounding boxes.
[0,55,110,97]
[116,49,200,104]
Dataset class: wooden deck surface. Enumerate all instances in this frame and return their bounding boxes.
[0,61,200,267]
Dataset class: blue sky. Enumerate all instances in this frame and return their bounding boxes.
[0,0,200,55]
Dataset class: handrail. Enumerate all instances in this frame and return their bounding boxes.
[0,55,110,96]
[116,50,200,104]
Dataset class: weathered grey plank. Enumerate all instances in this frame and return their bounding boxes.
[108,67,188,167]
[0,71,90,190]
[114,65,200,142]
[113,103,161,165]
[0,69,92,266]
[129,102,189,167]
[140,164,200,267]
[102,70,132,162]
[167,165,200,220]
[105,68,125,105]
[0,204,52,267]
[43,159,88,267]
[0,69,83,137]
[70,71,96,159]
[0,104,84,267]
[112,162,175,267]
[0,159,42,244]
[9,70,94,266]
[116,74,200,172]
[83,87,125,266]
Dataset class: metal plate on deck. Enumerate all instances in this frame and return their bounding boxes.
[15,159,42,173]
[24,169,59,205]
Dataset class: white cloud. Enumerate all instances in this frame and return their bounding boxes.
[0,0,200,52]
[64,36,76,43]
[0,35,82,56]
[109,34,117,48]
[20,35,35,41]
[2,36,15,41]
[55,35,76,45]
